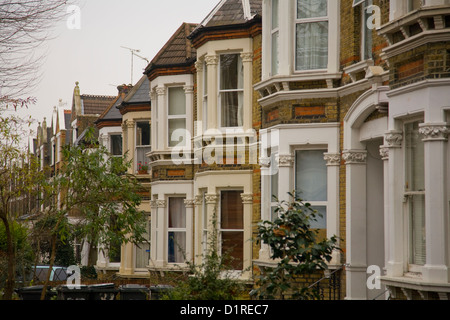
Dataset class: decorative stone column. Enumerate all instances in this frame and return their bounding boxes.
[184,199,195,262]
[384,130,404,278]
[323,152,341,266]
[156,86,166,150]
[258,156,272,261]
[193,195,203,264]
[240,52,253,131]
[205,55,218,129]
[419,123,449,283]
[195,60,204,135]
[379,145,390,274]
[277,154,294,203]
[241,193,253,278]
[126,120,135,173]
[343,149,367,300]
[154,199,167,267]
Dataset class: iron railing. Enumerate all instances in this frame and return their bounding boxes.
[308,265,344,300]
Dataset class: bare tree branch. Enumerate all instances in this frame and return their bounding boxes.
[0,0,76,99]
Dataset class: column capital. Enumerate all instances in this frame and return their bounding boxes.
[156,86,166,96]
[240,52,253,63]
[342,150,367,164]
[195,59,203,72]
[419,123,449,141]
[184,199,195,208]
[183,85,194,94]
[259,156,271,168]
[126,120,135,129]
[379,145,389,161]
[323,153,341,166]
[205,193,219,204]
[241,193,253,204]
[205,55,219,66]
[278,154,294,167]
[385,130,403,148]
[194,195,203,206]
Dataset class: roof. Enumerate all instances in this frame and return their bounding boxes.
[123,76,150,105]
[97,95,123,122]
[196,0,261,29]
[80,94,116,115]
[144,23,198,75]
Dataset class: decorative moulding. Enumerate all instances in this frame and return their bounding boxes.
[419,123,449,141]
[342,150,367,164]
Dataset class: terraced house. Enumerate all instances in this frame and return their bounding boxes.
[29,0,450,300]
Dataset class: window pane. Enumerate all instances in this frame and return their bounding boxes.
[136,122,150,146]
[169,197,186,228]
[296,21,328,70]
[221,191,243,229]
[271,31,279,75]
[409,194,426,265]
[221,231,243,270]
[220,54,243,90]
[297,0,327,19]
[362,0,373,60]
[168,119,187,147]
[168,231,186,263]
[169,87,186,116]
[405,121,424,191]
[220,91,243,127]
[295,150,327,201]
[136,146,150,168]
[110,135,122,156]
[309,206,327,229]
[272,0,279,29]
[135,217,150,268]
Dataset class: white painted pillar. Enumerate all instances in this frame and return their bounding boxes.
[385,130,405,277]
[419,123,450,283]
[156,86,166,150]
[277,154,294,203]
[379,145,390,274]
[324,152,341,266]
[184,199,195,263]
[241,193,253,278]
[241,52,253,131]
[205,55,218,129]
[258,156,271,260]
[343,150,368,300]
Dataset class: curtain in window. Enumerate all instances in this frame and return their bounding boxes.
[405,121,425,265]
[135,217,150,268]
[220,191,244,270]
[296,21,328,70]
[296,0,328,71]
[297,0,327,19]
[220,54,243,127]
[169,87,186,115]
[168,198,186,263]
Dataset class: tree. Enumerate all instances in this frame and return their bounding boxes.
[253,193,340,300]
[38,127,148,300]
[0,104,45,300]
[0,0,73,99]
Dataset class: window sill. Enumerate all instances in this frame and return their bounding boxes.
[380,274,450,299]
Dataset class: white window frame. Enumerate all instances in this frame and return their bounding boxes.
[109,133,123,157]
[135,120,151,172]
[360,0,373,61]
[403,118,426,271]
[294,147,328,230]
[167,196,187,264]
[219,189,244,271]
[203,62,208,132]
[135,212,151,270]
[294,0,329,72]
[271,0,280,76]
[218,53,244,129]
[167,86,187,148]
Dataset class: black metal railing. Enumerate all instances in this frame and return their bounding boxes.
[308,265,344,300]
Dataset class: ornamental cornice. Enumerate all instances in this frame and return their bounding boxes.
[342,150,367,164]
[419,123,449,141]
[259,156,271,168]
[323,153,341,166]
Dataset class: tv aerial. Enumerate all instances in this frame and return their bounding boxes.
[121,46,149,85]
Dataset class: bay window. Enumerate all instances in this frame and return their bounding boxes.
[219,54,244,128]
[295,150,328,230]
[220,191,244,270]
[168,197,187,263]
[136,121,150,172]
[404,120,426,267]
[295,0,328,71]
[271,0,279,76]
[110,134,122,157]
[168,87,187,147]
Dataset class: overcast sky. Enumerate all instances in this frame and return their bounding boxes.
[14,0,215,143]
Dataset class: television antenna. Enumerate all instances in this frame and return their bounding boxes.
[121,46,149,85]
